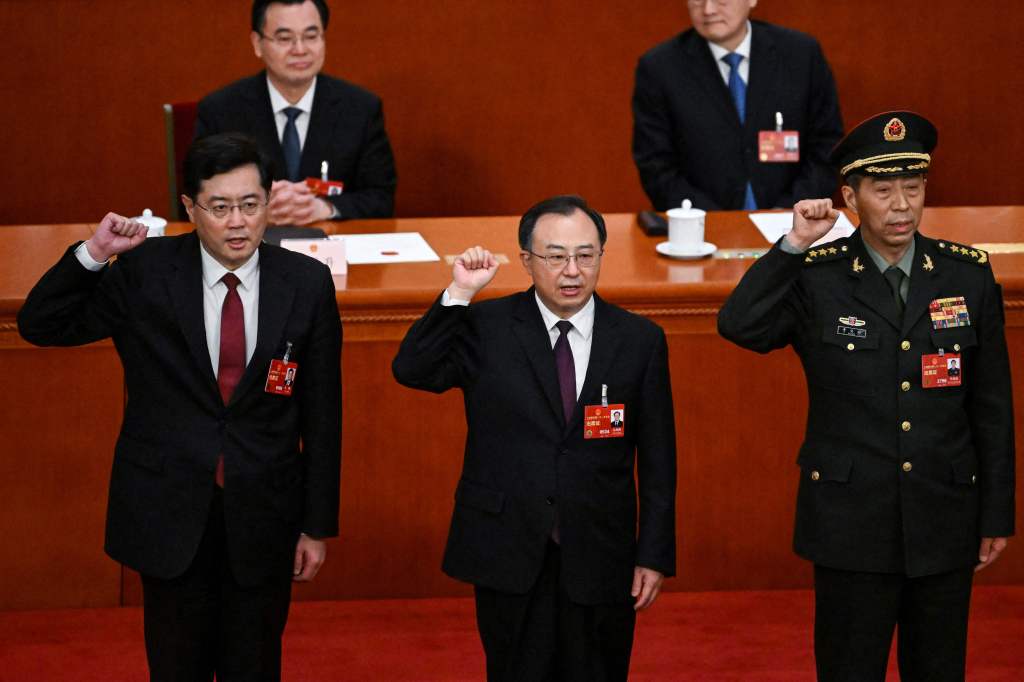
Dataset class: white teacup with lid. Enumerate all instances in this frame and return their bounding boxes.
[666,199,705,250]
[132,208,167,238]
[657,199,716,259]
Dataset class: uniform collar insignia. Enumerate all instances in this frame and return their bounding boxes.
[852,256,865,273]
[922,254,934,271]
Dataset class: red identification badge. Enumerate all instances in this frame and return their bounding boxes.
[921,353,962,388]
[305,177,345,197]
[584,404,625,439]
[265,342,298,396]
[758,130,800,162]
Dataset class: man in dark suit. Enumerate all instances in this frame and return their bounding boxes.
[393,195,677,681]
[18,133,342,682]
[718,112,1014,681]
[195,0,396,224]
[632,0,842,211]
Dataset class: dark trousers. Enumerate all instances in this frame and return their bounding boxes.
[473,541,637,682]
[814,565,974,682]
[140,489,293,682]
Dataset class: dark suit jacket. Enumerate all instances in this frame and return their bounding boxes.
[17,233,342,586]
[632,21,843,211]
[393,290,676,605]
[195,72,397,219]
[718,231,1015,577]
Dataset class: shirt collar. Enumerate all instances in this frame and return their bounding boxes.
[707,20,753,63]
[266,75,316,115]
[862,237,915,278]
[535,293,595,341]
[200,241,260,291]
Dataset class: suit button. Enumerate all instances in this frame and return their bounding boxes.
[902,461,913,472]
[901,420,911,432]
[846,343,855,351]
[901,381,911,392]
[954,343,961,352]
[810,471,820,481]
[546,497,555,506]
[901,340,911,351]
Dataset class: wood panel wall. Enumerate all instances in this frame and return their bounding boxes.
[1,1,1021,225]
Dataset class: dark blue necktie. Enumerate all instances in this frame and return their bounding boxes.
[722,52,757,210]
[282,107,302,181]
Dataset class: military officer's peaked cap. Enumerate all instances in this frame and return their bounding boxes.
[830,111,938,179]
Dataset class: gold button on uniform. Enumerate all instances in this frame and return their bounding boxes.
[901,340,911,351]
[811,471,821,481]
[901,420,912,432]
[846,343,855,351]
[954,343,961,352]
[971,474,977,484]
[901,381,911,392]
[902,461,913,472]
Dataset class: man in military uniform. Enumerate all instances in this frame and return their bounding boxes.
[718,111,1015,681]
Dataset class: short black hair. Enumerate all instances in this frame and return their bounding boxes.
[183,133,273,199]
[518,195,607,250]
[252,0,330,33]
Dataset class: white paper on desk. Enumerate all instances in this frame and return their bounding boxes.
[328,232,440,264]
[748,211,856,248]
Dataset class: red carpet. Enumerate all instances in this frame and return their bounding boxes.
[1,587,1021,680]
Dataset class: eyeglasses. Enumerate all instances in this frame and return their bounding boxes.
[526,251,603,270]
[260,30,324,49]
[687,0,729,6]
[194,200,267,220]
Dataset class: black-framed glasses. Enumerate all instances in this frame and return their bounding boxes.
[194,200,267,220]
[260,30,324,49]
[526,250,603,270]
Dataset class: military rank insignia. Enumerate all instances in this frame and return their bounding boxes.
[929,297,970,329]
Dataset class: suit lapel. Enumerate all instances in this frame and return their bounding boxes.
[230,244,295,404]
[510,290,565,427]
[300,75,332,178]
[169,233,219,392]
[565,295,622,436]
[849,230,903,330]
[682,32,742,128]
[901,234,942,336]
[744,23,777,134]
[245,73,289,179]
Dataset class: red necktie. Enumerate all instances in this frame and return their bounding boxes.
[216,272,245,486]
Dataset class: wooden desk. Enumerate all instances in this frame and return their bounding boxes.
[2,208,1023,609]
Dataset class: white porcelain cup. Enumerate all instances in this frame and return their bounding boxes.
[132,208,167,238]
[665,199,706,251]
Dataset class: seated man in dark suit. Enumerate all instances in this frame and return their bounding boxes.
[393,195,677,681]
[195,0,397,224]
[632,0,843,211]
[18,132,342,681]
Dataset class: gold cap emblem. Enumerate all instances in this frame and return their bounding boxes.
[884,117,906,142]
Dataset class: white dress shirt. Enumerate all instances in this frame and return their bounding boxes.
[707,21,753,85]
[200,244,260,376]
[441,289,595,400]
[74,242,260,377]
[535,293,594,401]
[267,76,317,150]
